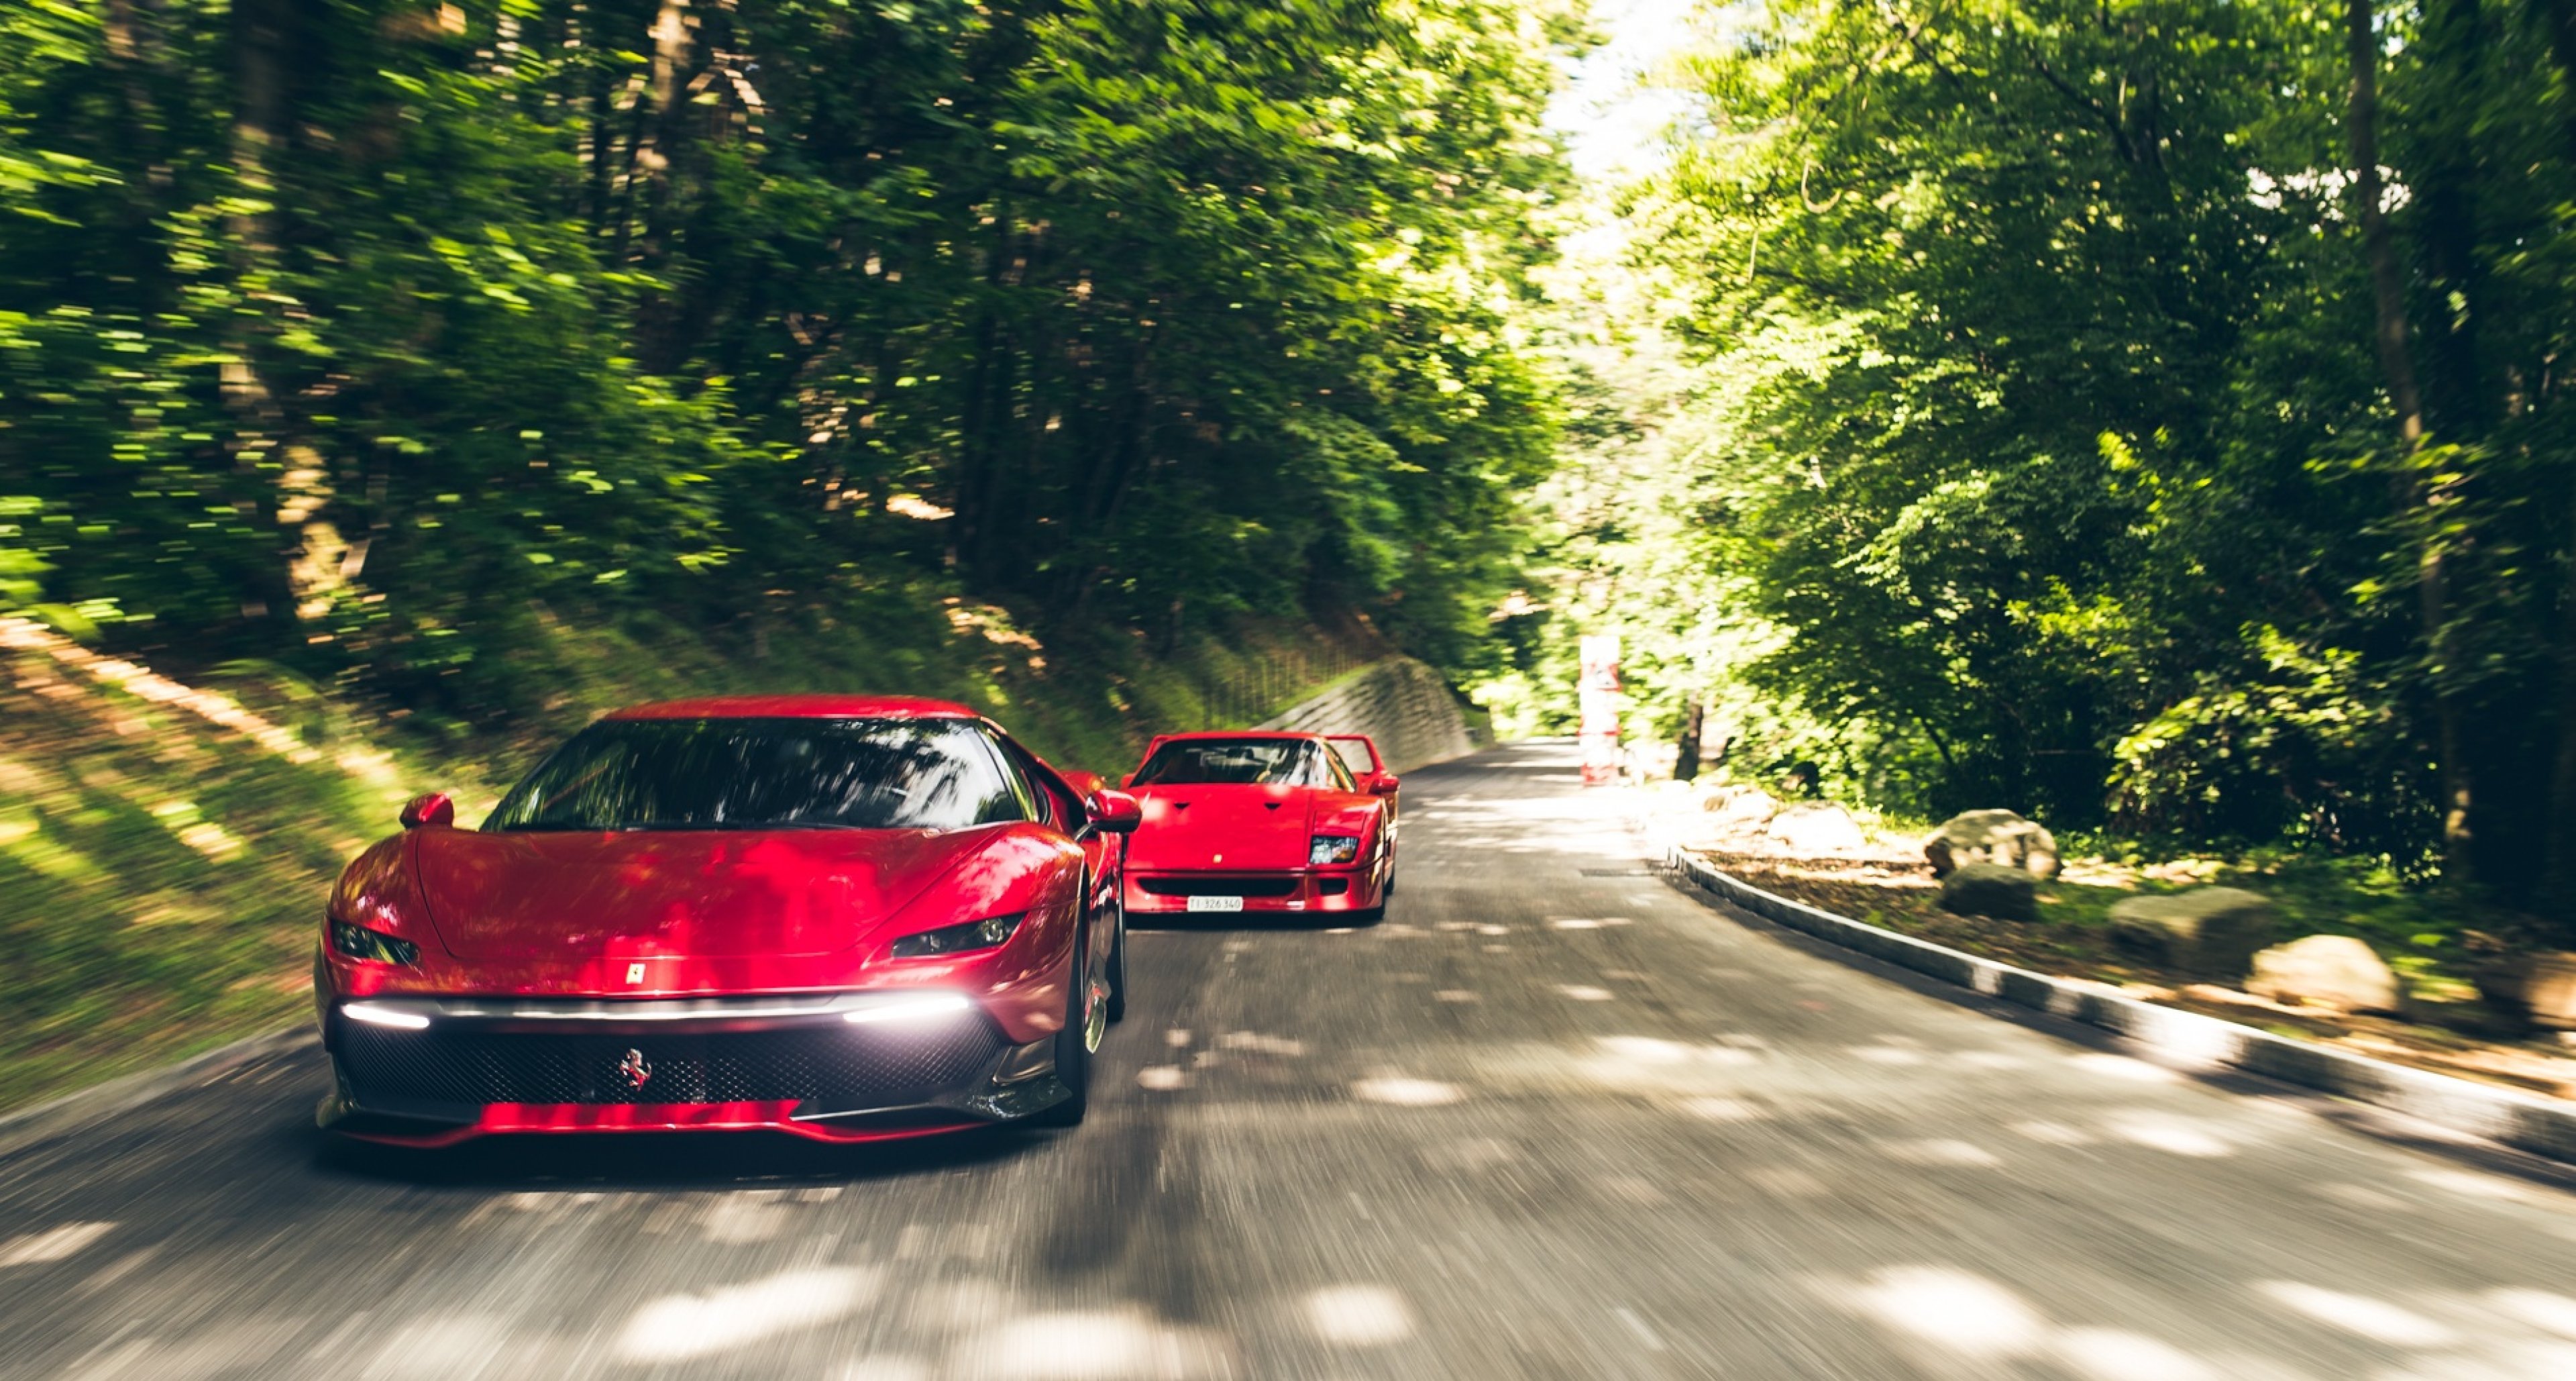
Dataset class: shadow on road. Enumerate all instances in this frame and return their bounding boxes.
[307,1119,1047,1190]
[1125,911,1383,934]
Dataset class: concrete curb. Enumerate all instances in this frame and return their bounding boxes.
[1666,847,2576,1166]
[0,1027,313,1159]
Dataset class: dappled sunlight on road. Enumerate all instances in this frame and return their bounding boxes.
[1350,1076,1466,1107]
[618,1266,881,1362]
[15,742,2576,1379]
[1301,1284,1417,1347]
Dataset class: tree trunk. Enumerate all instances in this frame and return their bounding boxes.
[226,0,311,629]
[1674,702,1705,783]
[2538,0,2576,928]
[2543,0,2576,165]
[2416,0,2486,436]
[2348,0,2474,882]
[2545,477,2576,927]
[2344,0,2424,447]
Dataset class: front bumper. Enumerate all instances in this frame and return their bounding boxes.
[317,991,1069,1146]
[1122,864,1382,915]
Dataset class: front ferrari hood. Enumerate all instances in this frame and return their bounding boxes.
[412,825,983,961]
[1127,784,1313,871]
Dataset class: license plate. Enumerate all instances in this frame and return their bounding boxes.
[1187,895,1244,913]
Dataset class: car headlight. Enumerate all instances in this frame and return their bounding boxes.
[889,912,1024,958]
[330,919,419,966]
[1309,835,1362,866]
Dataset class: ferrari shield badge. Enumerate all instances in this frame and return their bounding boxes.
[617,1048,652,1091]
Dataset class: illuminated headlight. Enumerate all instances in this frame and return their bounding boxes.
[343,1001,430,1030]
[843,992,973,1025]
[1309,835,1362,866]
[888,912,1024,958]
[331,919,419,966]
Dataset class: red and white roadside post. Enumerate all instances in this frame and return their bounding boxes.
[1578,633,1621,787]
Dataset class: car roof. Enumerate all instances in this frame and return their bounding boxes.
[604,695,982,721]
[1148,730,1324,742]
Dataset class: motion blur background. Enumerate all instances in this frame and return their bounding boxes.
[5,0,2576,1139]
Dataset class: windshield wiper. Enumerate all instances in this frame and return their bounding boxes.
[494,819,873,833]
[607,819,864,831]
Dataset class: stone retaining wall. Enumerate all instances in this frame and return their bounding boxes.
[1258,658,1481,773]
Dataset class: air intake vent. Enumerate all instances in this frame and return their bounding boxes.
[1138,874,1300,898]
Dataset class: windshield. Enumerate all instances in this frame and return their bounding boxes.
[485,717,1027,831]
[1131,738,1330,787]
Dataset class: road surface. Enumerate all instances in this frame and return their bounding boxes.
[8,741,2576,1379]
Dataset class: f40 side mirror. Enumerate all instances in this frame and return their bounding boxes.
[1368,773,1401,797]
[399,792,457,829]
[1081,788,1143,839]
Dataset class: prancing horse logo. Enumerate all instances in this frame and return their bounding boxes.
[616,1048,652,1091]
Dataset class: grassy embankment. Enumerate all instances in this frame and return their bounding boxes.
[0,590,1369,1115]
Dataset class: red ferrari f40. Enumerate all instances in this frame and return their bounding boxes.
[1118,731,1399,921]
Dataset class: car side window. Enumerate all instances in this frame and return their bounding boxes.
[975,728,1042,824]
[1034,772,1079,832]
[999,736,1080,832]
[1324,746,1356,792]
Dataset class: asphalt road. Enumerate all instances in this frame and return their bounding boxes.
[10,741,2576,1380]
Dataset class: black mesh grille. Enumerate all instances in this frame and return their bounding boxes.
[1138,874,1299,898]
[338,1018,1000,1108]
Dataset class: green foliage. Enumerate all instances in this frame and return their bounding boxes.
[0,0,1576,1108]
[1531,0,2576,913]
[0,658,420,1114]
[0,0,1571,728]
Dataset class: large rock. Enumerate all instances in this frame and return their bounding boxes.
[1923,809,2059,879]
[1766,802,1866,854]
[1700,785,1780,829]
[2107,886,2275,979]
[2247,935,2400,1014]
[2472,951,2576,1030]
[1939,863,2039,923]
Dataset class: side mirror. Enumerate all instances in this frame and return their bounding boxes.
[1368,773,1401,797]
[399,792,457,829]
[1080,788,1143,839]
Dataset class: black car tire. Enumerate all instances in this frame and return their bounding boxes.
[1032,921,1093,1127]
[1104,901,1128,1024]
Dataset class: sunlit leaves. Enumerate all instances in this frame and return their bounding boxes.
[1612,0,2576,880]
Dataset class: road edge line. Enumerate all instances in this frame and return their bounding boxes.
[1666,847,2576,1166]
[0,1026,314,1159]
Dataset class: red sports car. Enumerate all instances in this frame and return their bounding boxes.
[1118,731,1399,921]
[313,696,1140,1147]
